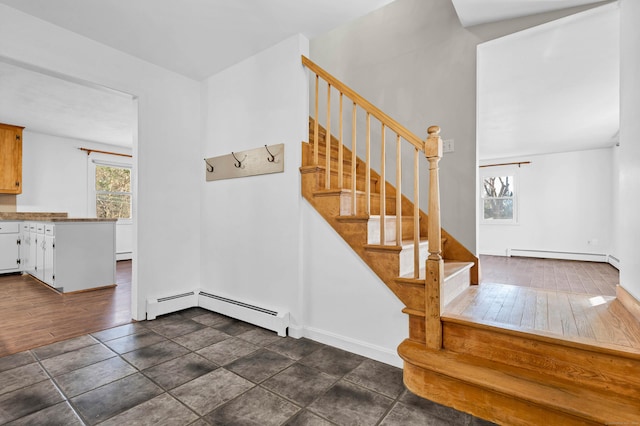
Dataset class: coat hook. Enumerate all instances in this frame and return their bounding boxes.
[265,145,276,162]
[204,158,214,173]
[231,151,246,168]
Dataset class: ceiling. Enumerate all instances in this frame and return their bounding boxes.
[478,2,619,160]
[0,0,620,156]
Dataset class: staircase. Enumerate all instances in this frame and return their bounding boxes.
[301,56,640,425]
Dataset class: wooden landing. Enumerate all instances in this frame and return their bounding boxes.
[443,282,640,355]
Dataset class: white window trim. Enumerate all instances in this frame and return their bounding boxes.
[88,152,133,224]
[479,168,518,225]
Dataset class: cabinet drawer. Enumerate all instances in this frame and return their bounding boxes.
[0,222,20,234]
[45,224,55,236]
[29,223,36,231]
[36,223,45,234]
[21,223,30,233]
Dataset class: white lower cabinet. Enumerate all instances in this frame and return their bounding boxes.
[1,220,116,293]
[0,222,20,272]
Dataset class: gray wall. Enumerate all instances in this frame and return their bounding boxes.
[310,0,608,253]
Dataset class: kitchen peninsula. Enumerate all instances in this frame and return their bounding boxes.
[0,212,116,293]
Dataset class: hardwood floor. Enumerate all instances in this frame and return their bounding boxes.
[0,260,132,357]
[445,282,640,354]
[480,255,618,296]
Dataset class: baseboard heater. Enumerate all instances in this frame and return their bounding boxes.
[198,291,289,337]
[146,291,198,320]
[508,249,608,263]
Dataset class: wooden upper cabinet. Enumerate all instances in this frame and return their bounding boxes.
[0,123,24,194]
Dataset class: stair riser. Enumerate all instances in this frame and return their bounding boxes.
[443,322,640,401]
[339,192,396,216]
[367,216,421,244]
[402,362,601,426]
[399,242,429,277]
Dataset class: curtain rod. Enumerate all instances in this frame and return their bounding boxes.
[79,147,132,158]
[479,161,530,168]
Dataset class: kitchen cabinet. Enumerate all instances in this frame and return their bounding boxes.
[0,123,24,194]
[0,222,21,272]
[1,219,116,293]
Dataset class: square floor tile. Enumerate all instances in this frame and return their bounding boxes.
[31,335,98,360]
[0,380,65,424]
[54,356,137,397]
[190,312,233,327]
[237,328,283,347]
[71,373,163,425]
[102,329,167,354]
[226,348,295,383]
[170,368,254,416]
[92,322,147,342]
[344,359,405,399]
[176,307,211,319]
[41,343,116,377]
[143,352,218,390]
[171,327,230,351]
[395,391,471,425]
[0,351,36,373]
[299,346,365,376]
[98,393,199,426]
[285,410,335,426]
[268,338,325,361]
[308,380,393,426]
[145,315,205,338]
[379,401,453,426]
[262,363,337,406]
[5,401,83,426]
[196,337,259,366]
[203,386,299,426]
[213,318,260,336]
[121,340,190,370]
[0,362,48,396]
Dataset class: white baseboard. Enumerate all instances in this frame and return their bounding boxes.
[508,249,608,263]
[608,255,620,270]
[116,252,132,261]
[302,326,403,368]
[479,249,509,256]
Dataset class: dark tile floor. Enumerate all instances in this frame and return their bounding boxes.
[0,308,494,425]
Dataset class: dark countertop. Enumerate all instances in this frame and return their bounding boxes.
[0,212,117,222]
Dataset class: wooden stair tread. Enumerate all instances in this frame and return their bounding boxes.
[399,339,640,423]
[442,311,640,358]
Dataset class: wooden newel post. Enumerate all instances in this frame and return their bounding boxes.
[425,125,444,349]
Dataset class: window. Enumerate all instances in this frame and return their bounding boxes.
[95,164,131,219]
[481,175,516,223]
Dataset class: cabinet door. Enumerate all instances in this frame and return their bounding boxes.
[27,231,38,275]
[0,233,20,271]
[35,235,45,281]
[43,235,55,285]
[0,124,23,194]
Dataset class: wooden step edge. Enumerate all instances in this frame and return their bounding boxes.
[336,215,370,223]
[364,244,403,253]
[441,315,640,360]
[399,339,640,423]
[300,165,323,174]
[397,261,474,284]
[402,307,424,317]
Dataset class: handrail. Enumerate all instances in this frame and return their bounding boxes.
[302,56,425,152]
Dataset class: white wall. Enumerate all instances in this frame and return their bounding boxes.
[302,203,407,367]
[619,0,640,301]
[0,4,202,320]
[479,148,613,258]
[201,35,308,331]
